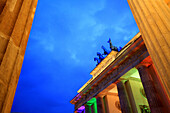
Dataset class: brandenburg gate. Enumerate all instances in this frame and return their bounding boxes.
[70,0,170,113]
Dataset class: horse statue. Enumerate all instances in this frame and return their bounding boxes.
[118,46,122,52]
[107,38,119,52]
[97,52,105,61]
[101,45,110,55]
[94,52,105,65]
[94,38,123,66]
[94,57,101,65]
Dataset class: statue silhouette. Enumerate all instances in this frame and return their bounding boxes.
[94,57,101,65]
[94,52,105,65]
[94,38,122,66]
[107,38,114,50]
[97,52,105,61]
[118,46,122,52]
[107,38,119,51]
[101,45,110,55]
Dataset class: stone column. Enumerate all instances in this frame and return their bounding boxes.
[92,101,98,113]
[0,0,38,113]
[136,65,166,113]
[148,64,170,112]
[85,104,92,113]
[127,0,170,99]
[117,81,133,113]
[96,96,105,113]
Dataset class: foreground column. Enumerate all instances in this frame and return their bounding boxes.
[136,65,166,113]
[117,81,132,113]
[0,0,38,113]
[127,0,170,99]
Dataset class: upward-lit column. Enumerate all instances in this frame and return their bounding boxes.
[0,0,38,113]
[92,101,98,113]
[117,81,133,113]
[127,0,170,99]
[136,65,167,113]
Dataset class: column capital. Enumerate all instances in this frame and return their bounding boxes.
[135,63,148,71]
[85,103,92,106]
[95,94,104,98]
[116,79,127,84]
[136,56,153,69]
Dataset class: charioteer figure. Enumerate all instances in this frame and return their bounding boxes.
[107,38,119,52]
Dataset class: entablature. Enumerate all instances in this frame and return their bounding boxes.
[71,33,150,110]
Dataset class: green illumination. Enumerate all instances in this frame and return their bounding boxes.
[120,68,141,80]
[93,101,98,113]
[86,98,98,113]
[87,98,96,104]
[125,79,151,113]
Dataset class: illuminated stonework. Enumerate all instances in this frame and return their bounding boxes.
[0,0,38,113]
[71,1,170,113]
[71,31,169,113]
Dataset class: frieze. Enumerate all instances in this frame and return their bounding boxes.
[75,44,148,110]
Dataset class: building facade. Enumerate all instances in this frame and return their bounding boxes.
[70,0,170,113]
[0,0,38,112]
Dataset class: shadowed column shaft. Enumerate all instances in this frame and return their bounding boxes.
[96,96,105,113]
[127,0,170,99]
[117,81,133,113]
[85,104,92,113]
[148,64,170,112]
[137,65,166,113]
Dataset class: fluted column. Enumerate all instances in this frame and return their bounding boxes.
[117,81,133,113]
[127,0,170,99]
[0,0,38,113]
[136,65,166,113]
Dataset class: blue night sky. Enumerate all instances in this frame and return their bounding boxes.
[11,0,139,113]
